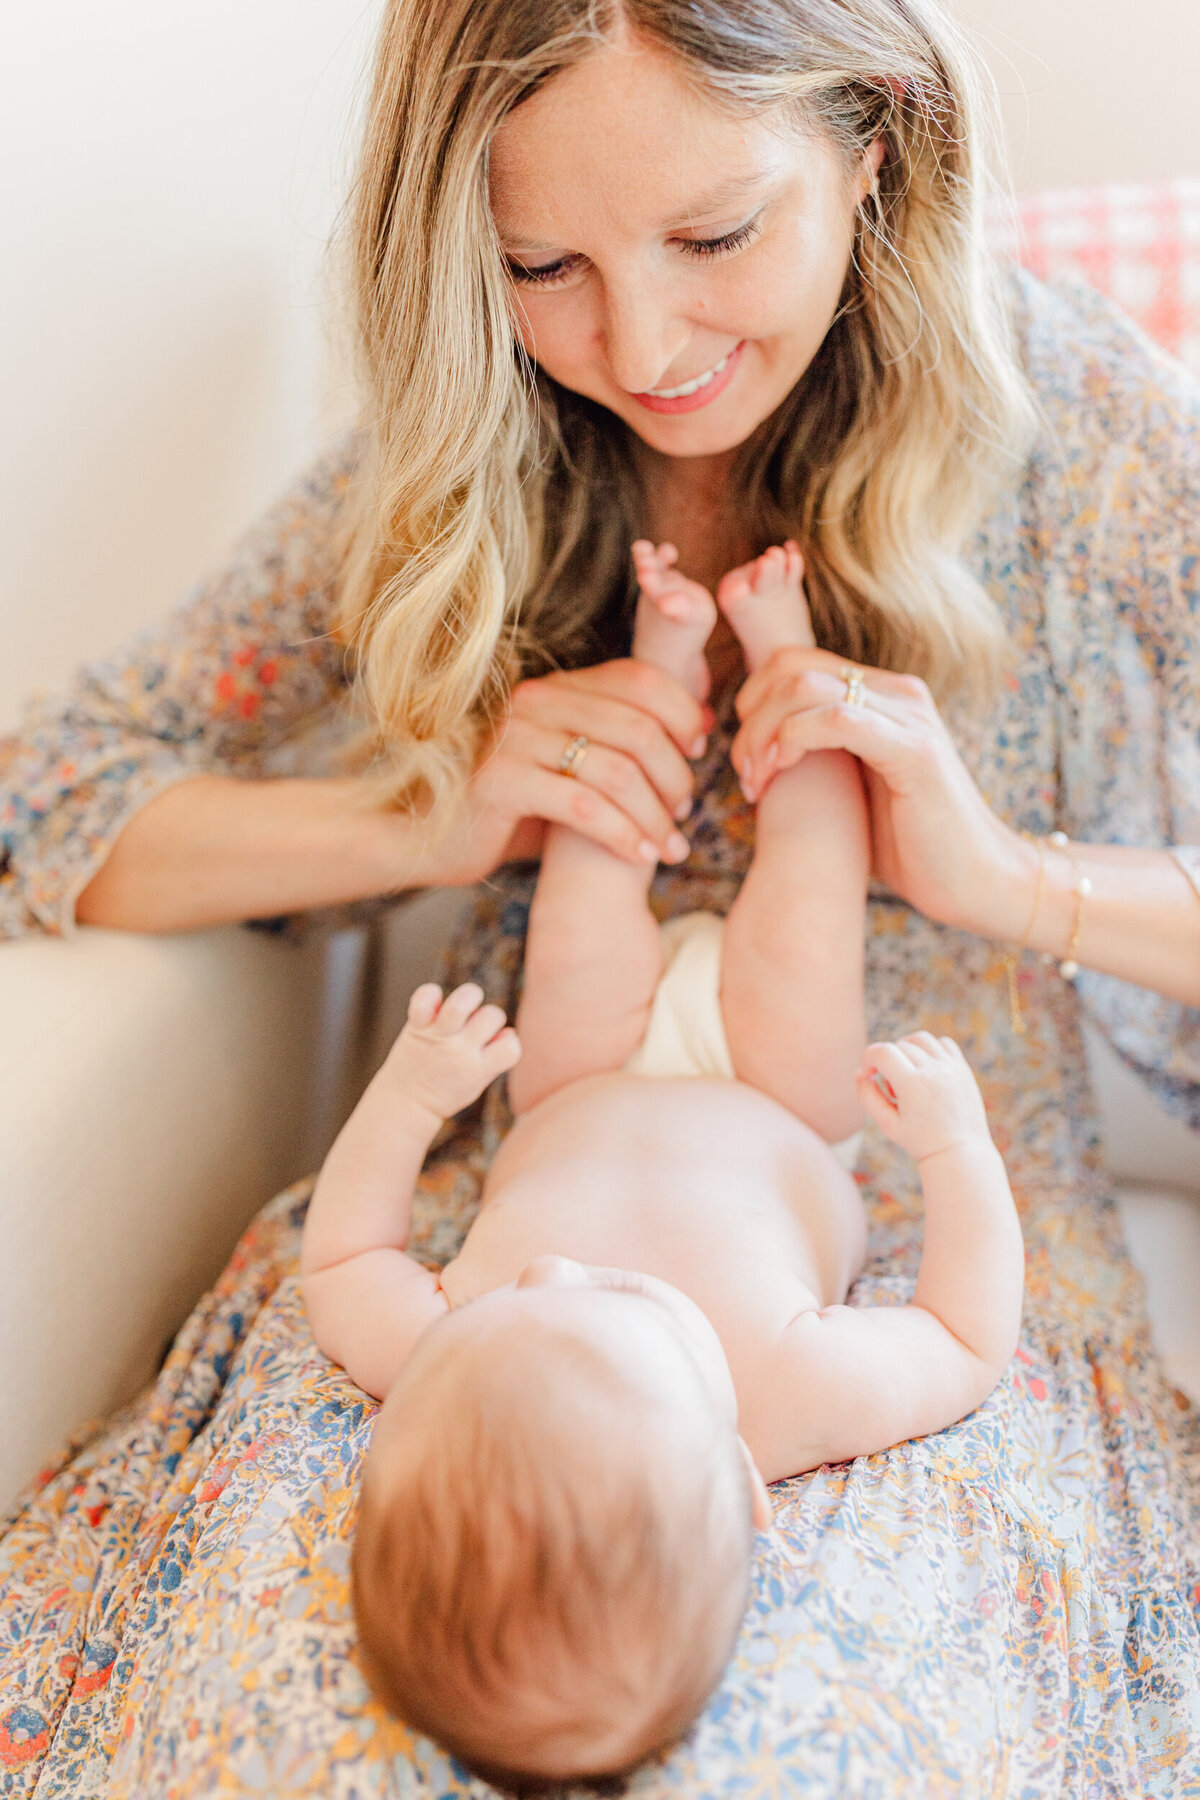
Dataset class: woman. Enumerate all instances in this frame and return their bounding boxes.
[1,1,1197,1794]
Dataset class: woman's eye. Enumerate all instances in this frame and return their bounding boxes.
[507,255,579,287]
[679,218,762,260]
[506,215,761,287]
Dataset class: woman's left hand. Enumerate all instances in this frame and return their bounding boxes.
[732,648,1037,940]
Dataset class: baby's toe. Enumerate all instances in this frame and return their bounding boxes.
[752,546,786,591]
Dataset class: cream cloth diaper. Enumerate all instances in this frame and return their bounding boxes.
[623,910,862,1170]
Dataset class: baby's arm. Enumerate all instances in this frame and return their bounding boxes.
[746,1033,1023,1481]
[301,983,520,1399]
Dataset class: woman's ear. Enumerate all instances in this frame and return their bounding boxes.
[738,1436,774,1529]
[858,136,887,202]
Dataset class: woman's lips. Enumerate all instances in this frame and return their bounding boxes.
[632,341,745,414]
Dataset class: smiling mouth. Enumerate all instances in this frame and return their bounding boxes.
[632,342,745,415]
[647,350,735,400]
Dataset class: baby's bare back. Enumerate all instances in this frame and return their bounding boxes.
[439,1075,866,1400]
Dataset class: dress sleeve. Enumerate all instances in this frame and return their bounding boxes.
[0,437,362,938]
[1022,277,1200,1127]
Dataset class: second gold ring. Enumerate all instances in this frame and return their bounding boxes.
[559,733,591,779]
[841,666,867,708]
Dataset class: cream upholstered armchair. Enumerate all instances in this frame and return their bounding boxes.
[1,182,1198,1512]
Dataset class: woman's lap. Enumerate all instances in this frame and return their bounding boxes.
[3,857,1199,1797]
[2,1131,1198,1798]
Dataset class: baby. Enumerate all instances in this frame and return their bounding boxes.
[301,543,1024,1794]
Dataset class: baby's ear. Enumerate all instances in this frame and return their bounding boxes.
[738,1437,773,1529]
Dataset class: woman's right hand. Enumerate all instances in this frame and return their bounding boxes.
[416,658,709,887]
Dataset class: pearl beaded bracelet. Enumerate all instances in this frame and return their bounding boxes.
[1005,830,1093,1034]
[1047,831,1093,980]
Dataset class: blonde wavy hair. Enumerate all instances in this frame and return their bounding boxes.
[337,0,1034,810]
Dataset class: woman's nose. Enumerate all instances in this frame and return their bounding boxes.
[601,281,688,396]
[516,1254,588,1290]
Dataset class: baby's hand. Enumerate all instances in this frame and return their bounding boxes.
[384,983,521,1123]
[855,1032,992,1161]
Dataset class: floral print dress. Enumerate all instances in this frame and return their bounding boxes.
[1,271,1199,1798]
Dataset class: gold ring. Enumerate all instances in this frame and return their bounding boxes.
[841,666,867,708]
[558,734,590,779]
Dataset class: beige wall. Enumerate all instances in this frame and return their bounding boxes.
[954,0,1200,188]
[2,2,1198,736]
[0,1,383,734]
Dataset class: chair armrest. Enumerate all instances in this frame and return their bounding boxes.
[1117,1184,1200,1403]
[1085,1024,1200,1193]
[1085,1025,1200,1402]
[0,923,365,1509]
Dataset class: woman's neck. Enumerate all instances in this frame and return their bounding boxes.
[634,442,758,698]
[636,445,753,596]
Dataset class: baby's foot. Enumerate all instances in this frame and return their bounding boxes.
[717,541,815,674]
[631,540,717,701]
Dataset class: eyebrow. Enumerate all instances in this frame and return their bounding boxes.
[659,170,778,228]
[500,169,778,254]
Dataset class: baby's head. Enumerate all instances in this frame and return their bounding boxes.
[353,1259,765,1793]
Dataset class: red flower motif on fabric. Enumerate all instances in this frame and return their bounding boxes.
[213,648,277,719]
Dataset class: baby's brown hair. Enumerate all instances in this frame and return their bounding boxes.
[352,1316,753,1792]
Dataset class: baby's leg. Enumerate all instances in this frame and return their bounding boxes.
[510,546,717,1116]
[719,547,869,1143]
[510,824,660,1114]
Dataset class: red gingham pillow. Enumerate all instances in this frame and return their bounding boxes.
[989,179,1200,375]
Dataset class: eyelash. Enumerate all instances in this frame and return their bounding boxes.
[508,216,762,287]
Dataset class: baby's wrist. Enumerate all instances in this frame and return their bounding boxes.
[374,1058,446,1136]
[915,1129,999,1170]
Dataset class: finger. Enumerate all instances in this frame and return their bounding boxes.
[736,645,852,719]
[738,663,934,762]
[433,983,485,1034]
[482,1026,523,1072]
[939,1035,966,1059]
[767,701,926,794]
[500,761,676,868]
[519,663,706,762]
[856,1067,898,1126]
[736,664,916,760]
[407,983,442,1028]
[904,1030,944,1059]
[571,740,691,851]
[860,1040,919,1083]
[509,690,697,819]
[464,1003,510,1048]
[505,717,690,850]
[731,665,848,774]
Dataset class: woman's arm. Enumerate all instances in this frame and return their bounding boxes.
[1006,836,1200,1008]
[2,435,706,937]
[732,652,1200,1008]
[74,659,707,933]
[74,776,435,932]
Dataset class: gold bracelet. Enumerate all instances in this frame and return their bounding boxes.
[1047,830,1092,980]
[1003,833,1046,1036]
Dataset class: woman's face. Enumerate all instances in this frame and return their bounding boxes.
[489,30,880,461]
